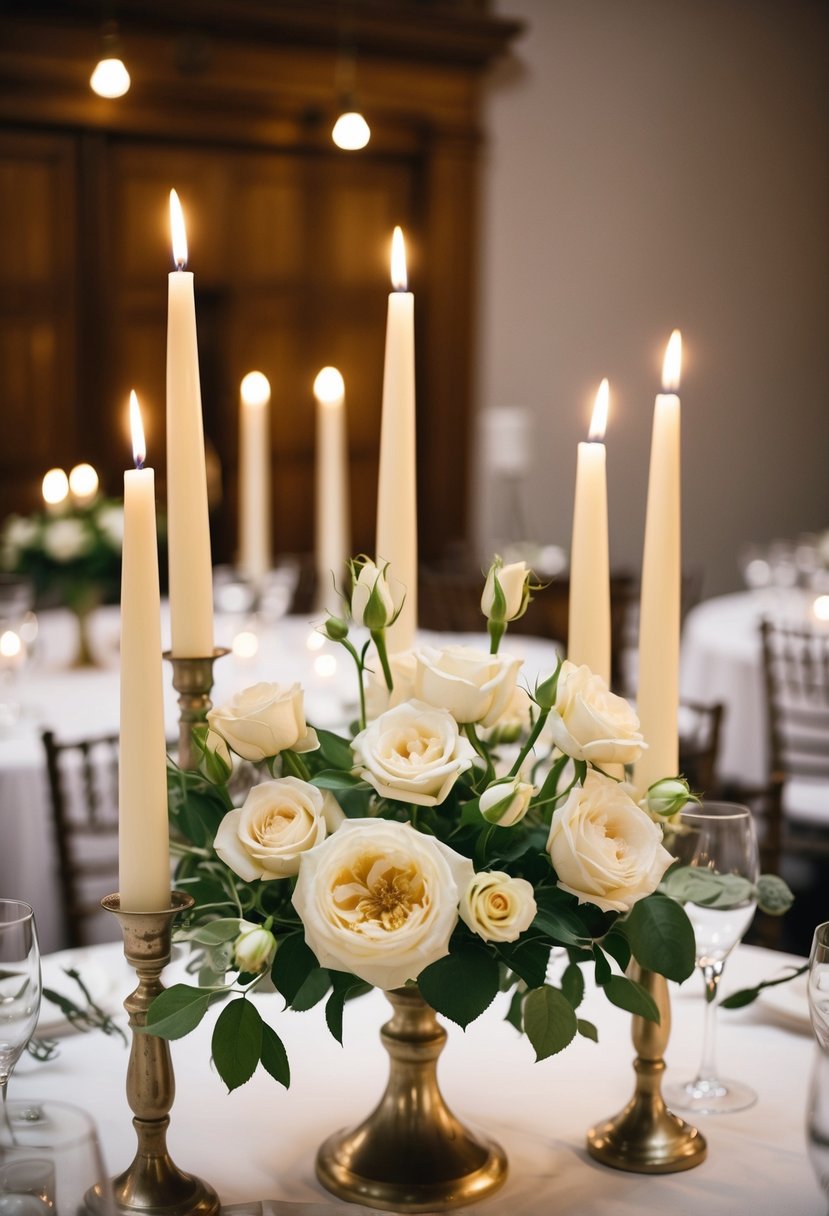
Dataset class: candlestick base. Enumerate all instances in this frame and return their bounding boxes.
[586,966,706,1173]
[96,892,220,1216]
[164,648,229,771]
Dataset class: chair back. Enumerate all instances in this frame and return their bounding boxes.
[42,730,121,948]
[678,699,724,796]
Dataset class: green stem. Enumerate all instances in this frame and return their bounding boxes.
[464,722,496,785]
[488,620,506,655]
[508,706,551,778]
[281,749,311,782]
[370,629,394,691]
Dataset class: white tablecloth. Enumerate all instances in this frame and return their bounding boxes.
[680,589,826,788]
[15,941,821,1214]
[0,610,560,953]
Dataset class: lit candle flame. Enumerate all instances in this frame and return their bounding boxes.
[42,467,69,506]
[391,226,407,292]
[588,378,609,441]
[313,366,345,406]
[170,189,188,269]
[662,329,682,392]
[240,371,271,407]
[130,390,146,468]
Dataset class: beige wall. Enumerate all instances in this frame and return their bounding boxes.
[474,0,829,597]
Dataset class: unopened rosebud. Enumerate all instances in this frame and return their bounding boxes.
[194,726,233,783]
[322,616,349,642]
[645,776,697,819]
[480,557,532,625]
[349,557,404,630]
[533,658,564,711]
[233,922,277,975]
[479,776,535,827]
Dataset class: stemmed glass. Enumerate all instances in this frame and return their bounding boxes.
[807,921,829,1199]
[0,901,41,1136]
[663,801,760,1115]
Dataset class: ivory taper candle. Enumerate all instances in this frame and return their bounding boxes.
[376,226,417,652]
[119,391,170,912]
[313,366,350,611]
[635,330,683,794]
[166,189,214,657]
[237,370,272,586]
[568,378,611,685]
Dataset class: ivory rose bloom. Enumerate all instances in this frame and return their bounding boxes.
[547,771,673,913]
[207,681,319,762]
[547,660,645,766]
[43,518,91,562]
[350,557,404,629]
[459,871,537,943]
[292,818,474,989]
[214,777,343,880]
[479,776,535,826]
[364,650,418,721]
[414,644,523,728]
[352,700,476,806]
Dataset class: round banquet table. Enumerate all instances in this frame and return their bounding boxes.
[15,938,821,1215]
[679,588,828,788]
[0,606,560,954]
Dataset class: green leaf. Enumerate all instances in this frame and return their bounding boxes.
[260,1022,291,1088]
[593,945,611,987]
[311,770,367,791]
[271,933,319,1005]
[560,963,585,1009]
[187,919,242,947]
[604,975,660,1023]
[532,907,590,949]
[602,931,631,974]
[211,999,263,1092]
[756,874,795,916]
[144,984,216,1039]
[660,865,754,910]
[720,962,807,1010]
[496,937,550,989]
[315,729,356,771]
[622,894,696,983]
[577,1018,599,1043]
[418,943,500,1029]
[505,988,524,1033]
[523,985,578,1060]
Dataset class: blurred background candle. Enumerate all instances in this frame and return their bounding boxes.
[119,391,170,912]
[376,225,417,651]
[41,467,69,513]
[635,330,682,794]
[568,378,611,684]
[313,366,350,612]
[237,370,272,587]
[166,188,214,657]
[68,462,99,507]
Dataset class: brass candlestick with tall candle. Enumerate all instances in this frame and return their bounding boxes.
[587,330,705,1172]
[567,378,611,685]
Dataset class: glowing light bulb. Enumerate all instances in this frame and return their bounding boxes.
[90,57,130,99]
[332,111,370,151]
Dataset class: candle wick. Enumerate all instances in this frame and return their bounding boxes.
[135,456,145,471]
[175,260,186,272]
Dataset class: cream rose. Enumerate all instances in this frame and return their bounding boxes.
[292,818,474,989]
[459,871,537,943]
[43,518,91,562]
[547,770,673,913]
[364,650,418,721]
[207,681,319,762]
[234,921,277,974]
[547,660,645,766]
[350,558,405,629]
[214,777,343,880]
[352,700,476,806]
[479,776,535,826]
[414,644,523,728]
[480,558,531,624]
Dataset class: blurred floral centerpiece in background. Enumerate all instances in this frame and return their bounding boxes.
[149,555,700,1097]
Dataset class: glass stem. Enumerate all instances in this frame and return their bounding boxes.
[1,1072,15,1144]
[697,960,725,1083]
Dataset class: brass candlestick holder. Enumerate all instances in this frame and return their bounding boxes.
[586,965,706,1173]
[165,648,229,771]
[316,986,507,1213]
[95,892,220,1216]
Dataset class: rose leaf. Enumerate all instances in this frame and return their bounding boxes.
[271,932,321,1006]
[603,975,660,1023]
[260,1023,291,1088]
[576,1018,599,1043]
[418,944,499,1029]
[560,962,585,1009]
[211,999,263,1092]
[622,893,696,983]
[143,984,216,1040]
[523,985,578,1061]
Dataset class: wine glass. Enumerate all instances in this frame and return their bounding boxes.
[0,902,41,1137]
[663,801,760,1115]
[0,1099,115,1214]
[807,921,829,1199]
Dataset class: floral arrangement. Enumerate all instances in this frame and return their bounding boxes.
[0,497,127,614]
[148,556,701,1093]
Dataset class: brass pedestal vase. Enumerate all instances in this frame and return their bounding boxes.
[316,986,508,1212]
[586,966,706,1173]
